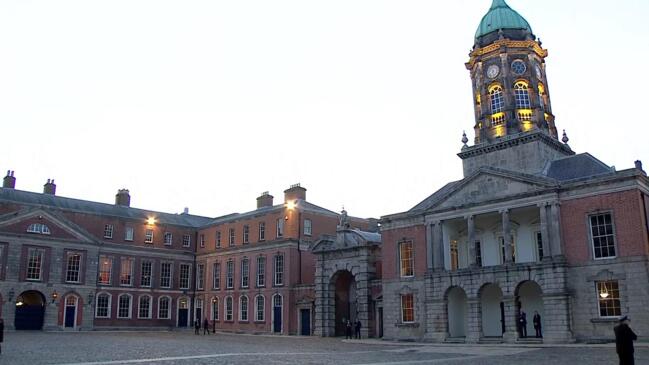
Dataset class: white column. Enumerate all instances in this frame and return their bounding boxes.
[539,203,551,260]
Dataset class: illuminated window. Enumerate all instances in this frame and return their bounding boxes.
[514,81,531,109]
[590,213,616,259]
[489,85,504,114]
[399,241,414,277]
[538,83,548,111]
[98,256,112,285]
[120,258,134,286]
[401,294,414,323]
[597,281,621,317]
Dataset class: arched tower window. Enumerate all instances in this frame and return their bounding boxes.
[489,85,504,114]
[514,81,531,109]
[538,83,548,111]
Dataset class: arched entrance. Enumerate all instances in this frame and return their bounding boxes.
[177,297,189,327]
[480,284,504,337]
[15,290,46,330]
[516,281,544,338]
[64,295,79,329]
[446,287,467,338]
[331,270,356,336]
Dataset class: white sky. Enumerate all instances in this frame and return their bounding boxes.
[1,0,648,219]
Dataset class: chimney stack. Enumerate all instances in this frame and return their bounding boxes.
[182,207,189,215]
[257,191,274,209]
[284,183,306,203]
[635,160,644,172]
[115,189,131,207]
[2,170,15,189]
[43,179,57,195]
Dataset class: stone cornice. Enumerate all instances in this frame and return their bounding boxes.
[457,131,574,160]
[466,39,547,69]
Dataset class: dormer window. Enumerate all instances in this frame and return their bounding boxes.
[27,223,51,235]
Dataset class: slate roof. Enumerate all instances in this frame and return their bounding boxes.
[0,188,213,227]
[544,153,614,181]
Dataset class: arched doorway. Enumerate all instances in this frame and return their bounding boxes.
[177,297,189,327]
[15,290,46,330]
[446,287,467,338]
[480,284,504,337]
[64,295,79,329]
[516,281,544,338]
[331,270,356,336]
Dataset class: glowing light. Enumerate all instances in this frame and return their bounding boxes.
[286,200,297,210]
[599,284,610,299]
[146,217,156,226]
[16,301,23,306]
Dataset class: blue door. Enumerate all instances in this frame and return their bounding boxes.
[300,309,310,335]
[65,306,76,328]
[273,306,282,333]
[178,309,188,327]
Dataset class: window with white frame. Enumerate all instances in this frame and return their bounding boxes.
[125,227,134,241]
[216,231,221,248]
[240,296,249,321]
[164,232,173,245]
[514,81,532,109]
[213,262,220,290]
[179,263,191,289]
[158,296,171,319]
[117,294,132,319]
[258,222,265,241]
[226,260,234,289]
[256,256,265,287]
[274,254,284,286]
[243,225,250,244]
[182,234,191,247]
[399,241,414,277]
[597,281,621,317]
[145,229,154,244]
[26,248,44,281]
[27,223,50,235]
[160,262,172,288]
[200,234,205,248]
[65,252,82,283]
[98,256,112,285]
[225,296,233,321]
[196,264,205,290]
[103,224,114,239]
[489,85,505,114]
[212,297,219,321]
[276,218,284,238]
[241,258,249,288]
[229,228,235,246]
[95,293,111,318]
[590,213,616,259]
[138,295,152,319]
[401,294,414,323]
[120,257,134,286]
[255,295,265,322]
[304,218,312,236]
[140,260,153,287]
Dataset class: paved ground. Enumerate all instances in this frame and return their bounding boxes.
[1,331,648,365]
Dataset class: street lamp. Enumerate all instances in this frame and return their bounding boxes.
[51,291,59,303]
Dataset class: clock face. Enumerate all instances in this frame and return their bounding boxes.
[487,65,500,79]
[511,60,527,75]
[535,65,543,79]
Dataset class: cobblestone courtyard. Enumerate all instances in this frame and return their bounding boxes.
[2,331,648,365]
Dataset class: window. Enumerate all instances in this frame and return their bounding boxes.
[304,219,312,236]
[229,228,235,246]
[241,258,249,288]
[256,256,265,287]
[211,297,219,321]
[499,236,516,263]
[182,234,191,247]
[197,264,205,290]
[225,296,233,321]
[138,295,152,319]
[95,293,111,318]
[399,241,414,277]
[125,227,134,241]
[216,231,221,248]
[179,263,191,289]
[258,222,265,241]
[65,252,82,283]
[213,262,221,290]
[597,281,621,317]
[276,219,284,238]
[255,295,265,322]
[226,260,234,289]
[140,260,153,287]
[590,213,616,259]
[158,296,170,319]
[475,241,482,267]
[401,294,414,323]
[98,256,112,285]
[160,262,172,288]
[535,232,544,261]
[145,229,154,244]
[117,294,132,318]
[120,258,134,286]
[164,232,173,245]
[103,224,114,239]
[200,234,205,248]
[26,248,44,281]
[240,296,249,321]
[450,240,459,271]
[27,223,50,235]
[514,81,531,109]
[243,225,250,244]
[274,254,284,286]
[489,85,505,114]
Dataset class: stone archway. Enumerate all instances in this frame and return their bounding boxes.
[446,286,468,338]
[331,270,356,336]
[15,290,46,330]
[516,280,544,338]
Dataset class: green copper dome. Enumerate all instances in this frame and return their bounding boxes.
[475,0,532,39]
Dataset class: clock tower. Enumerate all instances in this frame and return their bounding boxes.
[459,0,573,177]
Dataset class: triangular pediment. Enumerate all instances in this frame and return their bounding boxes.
[0,208,97,243]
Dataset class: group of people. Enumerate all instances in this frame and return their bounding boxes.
[518,310,543,338]
[194,317,215,335]
[344,319,362,339]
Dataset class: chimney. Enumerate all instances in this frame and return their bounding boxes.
[635,160,644,172]
[115,189,131,207]
[257,191,274,209]
[43,179,57,195]
[284,183,306,203]
[2,170,15,189]
[182,207,189,215]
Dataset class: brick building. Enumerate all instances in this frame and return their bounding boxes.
[379,0,649,343]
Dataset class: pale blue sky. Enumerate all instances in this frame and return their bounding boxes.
[1,0,648,219]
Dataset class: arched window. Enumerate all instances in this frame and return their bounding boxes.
[158,296,171,319]
[117,294,132,319]
[239,296,249,321]
[514,81,531,109]
[95,292,111,318]
[225,296,233,321]
[255,295,265,322]
[27,223,50,235]
[138,295,152,319]
[538,83,548,111]
[489,85,504,114]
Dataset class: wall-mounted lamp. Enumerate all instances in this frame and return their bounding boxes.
[16,295,24,307]
[51,290,59,303]
[146,217,156,226]
[212,298,217,304]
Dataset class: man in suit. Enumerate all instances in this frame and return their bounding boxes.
[614,316,637,365]
[533,311,542,338]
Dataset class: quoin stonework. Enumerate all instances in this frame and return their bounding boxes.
[0,0,647,344]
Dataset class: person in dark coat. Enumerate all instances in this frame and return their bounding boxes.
[533,311,542,338]
[345,320,352,339]
[614,316,637,365]
[0,318,4,354]
[203,317,209,335]
[194,318,200,335]
[354,319,362,339]
[519,311,528,338]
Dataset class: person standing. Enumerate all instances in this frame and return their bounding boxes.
[355,319,362,339]
[519,311,528,338]
[0,318,4,354]
[614,316,637,365]
[345,320,352,339]
[194,318,200,335]
[533,311,542,338]
[203,317,209,335]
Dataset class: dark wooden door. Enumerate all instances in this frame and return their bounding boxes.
[178,309,188,327]
[273,306,282,333]
[65,306,76,328]
[300,309,310,336]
